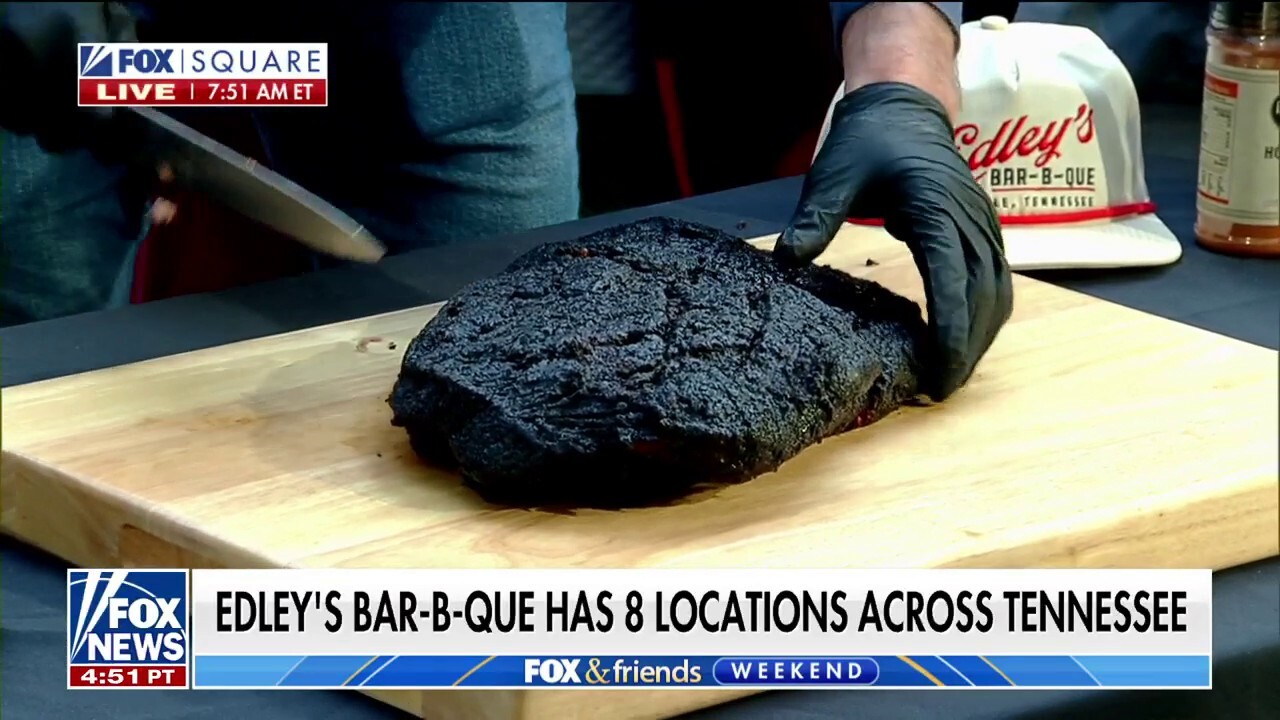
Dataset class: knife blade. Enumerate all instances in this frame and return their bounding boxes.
[123,107,386,263]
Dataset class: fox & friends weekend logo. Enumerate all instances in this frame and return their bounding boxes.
[67,569,190,689]
[77,43,328,107]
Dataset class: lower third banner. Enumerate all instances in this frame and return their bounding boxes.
[192,655,1211,690]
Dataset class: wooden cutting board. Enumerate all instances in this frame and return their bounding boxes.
[3,225,1277,720]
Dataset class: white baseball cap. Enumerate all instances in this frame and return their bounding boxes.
[814,16,1183,271]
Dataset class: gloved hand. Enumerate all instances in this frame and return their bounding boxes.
[775,82,1013,402]
[0,1,138,158]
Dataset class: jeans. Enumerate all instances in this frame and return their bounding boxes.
[142,1,581,253]
[0,2,579,325]
[0,132,144,326]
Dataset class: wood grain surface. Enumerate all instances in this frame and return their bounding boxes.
[3,225,1277,720]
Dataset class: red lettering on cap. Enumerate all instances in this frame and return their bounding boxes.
[955,103,1097,180]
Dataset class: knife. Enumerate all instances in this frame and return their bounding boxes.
[123,107,387,263]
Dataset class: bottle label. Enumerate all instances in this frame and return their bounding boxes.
[1197,61,1280,226]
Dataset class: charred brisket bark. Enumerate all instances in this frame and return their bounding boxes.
[389,217,927,509]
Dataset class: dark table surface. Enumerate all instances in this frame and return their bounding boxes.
[2,104,1277,720]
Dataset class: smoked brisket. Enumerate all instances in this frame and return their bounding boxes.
[389,217,927,508]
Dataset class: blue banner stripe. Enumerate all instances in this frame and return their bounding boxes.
[939,656,1012,686]
[983,655,1098,687]
[278,656,376,687]
[377,656,493,687]
[906,656,971,686]
[355,656,398,686]
[1074,655,1211,688]
[194,655,303,687]
[345,656,388,686]
[189,655,1211,689]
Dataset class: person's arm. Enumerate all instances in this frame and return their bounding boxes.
[833,2,961,119]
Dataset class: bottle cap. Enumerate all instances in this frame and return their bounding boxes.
[1211,1,1280,34]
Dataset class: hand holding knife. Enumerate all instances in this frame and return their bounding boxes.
[123,106,386,263]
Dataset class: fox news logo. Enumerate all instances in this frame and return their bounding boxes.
[79,45,173,76]
[67,570,189,689]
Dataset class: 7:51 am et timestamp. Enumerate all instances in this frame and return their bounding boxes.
[205,80,320,103]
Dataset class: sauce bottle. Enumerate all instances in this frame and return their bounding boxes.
[1195,2,1280,257]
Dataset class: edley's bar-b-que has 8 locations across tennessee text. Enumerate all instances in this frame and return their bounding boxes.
[68,568,1212,690]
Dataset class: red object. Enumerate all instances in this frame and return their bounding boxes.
[81,78,327,107]
[954,104,1096,175]
[776,126,822,178]
[636,3,841,198]
[128,112,312,304]
[129,191,312,303]
[654,58,695,199]
[69,665,187,688]
[653,57,825,198]
[848,201,1160,228]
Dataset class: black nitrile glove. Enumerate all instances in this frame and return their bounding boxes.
[0,1,138,159]
[775,82,1013,401]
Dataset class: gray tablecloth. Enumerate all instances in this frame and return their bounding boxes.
[2,104,1277,720]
